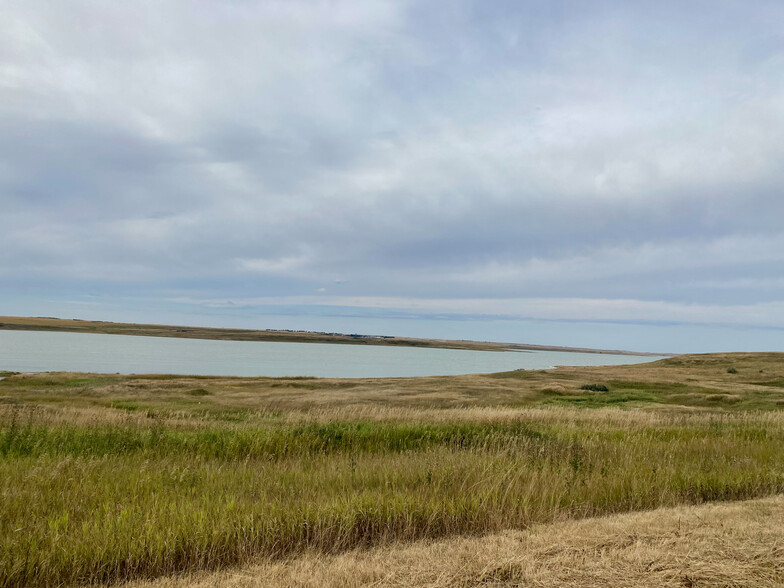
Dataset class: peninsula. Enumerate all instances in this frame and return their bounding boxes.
[0,315,663,356]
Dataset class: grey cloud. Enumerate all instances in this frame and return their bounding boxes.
[2,0,784,350]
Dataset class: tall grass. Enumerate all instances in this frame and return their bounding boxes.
[0,416,547,460]
[1,405,783,587]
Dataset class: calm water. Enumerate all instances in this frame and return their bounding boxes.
[0,330,662,378]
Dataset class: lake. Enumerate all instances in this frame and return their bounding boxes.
[0,330,662,378]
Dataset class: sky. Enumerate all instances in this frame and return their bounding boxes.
[2,0,784,354]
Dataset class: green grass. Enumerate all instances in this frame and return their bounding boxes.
[187,388,211,396]
[1,354,783,586]
[541,390,661,406]
[0,417,549,460]
[1,408,783,587]
[754,379,784,388]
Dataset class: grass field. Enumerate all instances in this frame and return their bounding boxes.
[1,352,783,586]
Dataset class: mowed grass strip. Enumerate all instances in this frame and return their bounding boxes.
[124,494,784,588]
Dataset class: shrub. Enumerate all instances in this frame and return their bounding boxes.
[580,384,609,392]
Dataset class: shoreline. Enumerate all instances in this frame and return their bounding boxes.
[0,315,667,356]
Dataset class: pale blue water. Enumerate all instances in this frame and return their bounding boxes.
[0,330,662,378]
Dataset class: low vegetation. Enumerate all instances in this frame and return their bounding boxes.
[0,353,782,586]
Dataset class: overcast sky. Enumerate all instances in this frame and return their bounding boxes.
[2,0,784,353]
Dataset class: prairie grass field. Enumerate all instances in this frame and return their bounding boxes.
[1,352,783,586]
[127,494,784,588]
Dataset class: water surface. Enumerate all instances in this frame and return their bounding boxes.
[0,330,662,378]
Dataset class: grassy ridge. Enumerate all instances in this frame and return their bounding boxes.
[0,353,783,586]
[3,315,642,354]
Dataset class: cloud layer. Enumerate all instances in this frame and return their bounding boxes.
[2,0,784,351]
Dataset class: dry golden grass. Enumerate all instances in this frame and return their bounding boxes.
[124,494,784,588]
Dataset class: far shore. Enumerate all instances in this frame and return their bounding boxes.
[0,315,666,356]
